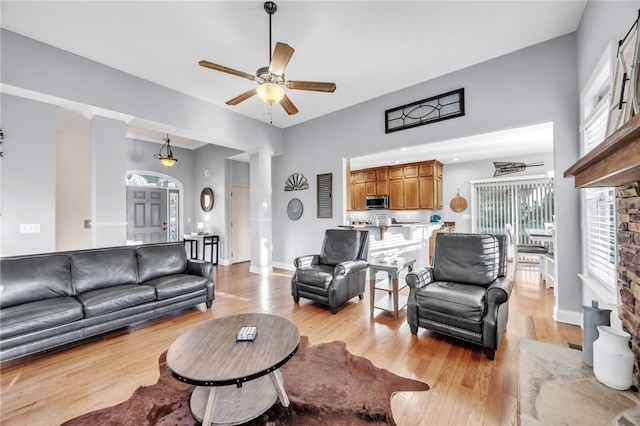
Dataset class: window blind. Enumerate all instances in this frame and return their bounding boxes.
[582,91,616,287]
[473,176,554,244]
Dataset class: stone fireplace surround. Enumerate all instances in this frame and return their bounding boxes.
[565,113,640,386]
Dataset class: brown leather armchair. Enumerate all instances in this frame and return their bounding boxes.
[291,229,369,314]
[406,233,512,360]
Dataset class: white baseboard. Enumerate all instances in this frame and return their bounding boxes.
[249,264,274,274]
[272,261,295,271]
[553,307,582,327]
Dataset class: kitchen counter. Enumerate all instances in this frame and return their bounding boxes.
[338,222,442,239]
[337,222,449,270]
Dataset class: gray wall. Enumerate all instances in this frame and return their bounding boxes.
[577,1,640,90]
[126,137,196,231]
[192,144,245,263]
[1,29,283,155]
[1,94,57,256]
[275,33,582,323]
[443,151,555,234]
[1,29,279,259]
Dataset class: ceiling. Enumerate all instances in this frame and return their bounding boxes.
[350,121,554,169]
[1,1,583,162]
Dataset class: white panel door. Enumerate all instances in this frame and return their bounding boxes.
[230,185,250,263]
[126,187,167,244]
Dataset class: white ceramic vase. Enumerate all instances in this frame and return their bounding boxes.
[593,325,634,390]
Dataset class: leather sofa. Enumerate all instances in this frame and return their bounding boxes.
[406,233,512,360]
[0,242,214,362]
[291,229,369,314]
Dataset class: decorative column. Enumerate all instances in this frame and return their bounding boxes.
[249,149,273,274]
[90,115,128,248]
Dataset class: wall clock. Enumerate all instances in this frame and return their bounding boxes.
[287,198,303,220]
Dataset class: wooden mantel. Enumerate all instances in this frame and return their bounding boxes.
[564,113,640,188]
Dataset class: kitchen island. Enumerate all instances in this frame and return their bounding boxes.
[338,222,447,270]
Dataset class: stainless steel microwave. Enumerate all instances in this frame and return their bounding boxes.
[365,195,389,210]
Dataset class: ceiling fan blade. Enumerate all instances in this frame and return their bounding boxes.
[226,89,257,106]
[199,60,256,81]
[286,80,336,93]
[280,94,299,115]
[268,42,294,76]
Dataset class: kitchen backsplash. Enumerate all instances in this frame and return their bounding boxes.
[347,210,437,225]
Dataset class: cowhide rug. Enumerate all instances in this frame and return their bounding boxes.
[62,336,429,425]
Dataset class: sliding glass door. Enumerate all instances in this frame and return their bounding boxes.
[472,176,554,244]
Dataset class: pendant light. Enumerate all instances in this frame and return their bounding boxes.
[155,134,178,168]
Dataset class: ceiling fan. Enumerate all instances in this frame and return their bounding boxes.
[199,1,336,116]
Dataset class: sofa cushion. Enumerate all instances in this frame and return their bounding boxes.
[77,284,156,318]
[137,243,187,283]
[145,274,209,300]
[294,265,335,289]
[432,233,499,287]
[72,248,138,294]
[0,297,84,339]
[416,281,487,323]
[320,230,362,266]
[0,255,73,308]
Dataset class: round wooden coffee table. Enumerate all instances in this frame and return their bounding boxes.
[166,313,300,425]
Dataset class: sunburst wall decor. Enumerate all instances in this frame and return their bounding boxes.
[285,173,309,191]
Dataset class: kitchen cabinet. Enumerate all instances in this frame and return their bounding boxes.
[389,179,404,210]
[419,160,443,209]
[352,182,366,211]
[348,161,442,211]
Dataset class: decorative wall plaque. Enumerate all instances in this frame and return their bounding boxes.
[284,173,309,191]
[287,198,303,220]
[385,88,465,133]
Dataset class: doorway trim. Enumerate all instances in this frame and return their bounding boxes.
[126,170,184,243]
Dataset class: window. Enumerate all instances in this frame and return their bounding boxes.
[472,175,554,243]
[580,44,616,289]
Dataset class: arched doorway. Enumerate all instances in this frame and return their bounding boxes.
[125,171,184,245]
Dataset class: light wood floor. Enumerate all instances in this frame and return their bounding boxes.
[0,263,581,426]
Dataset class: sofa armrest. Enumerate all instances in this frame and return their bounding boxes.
[486,276,512,307]
[187,259,213,279]
[334,260,368,276]
[294,255,320,269]
[406,267,435,290]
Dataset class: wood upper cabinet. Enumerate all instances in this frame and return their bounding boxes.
[419,176,434,208]
[403,164,419,178]
[352,182,366,211]
[418,160,443,209]
[365,181,377,195]
[388,179,404,210]
[349,167,390,210]
[348,161,442,211]
[403,177,420,209]
[376,180,388,195]
[389,166,404,180]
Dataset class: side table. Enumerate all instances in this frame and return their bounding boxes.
[369,258,416,320]
[183,234,219,265]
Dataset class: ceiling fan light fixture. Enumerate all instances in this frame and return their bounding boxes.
[257,82,285,104]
